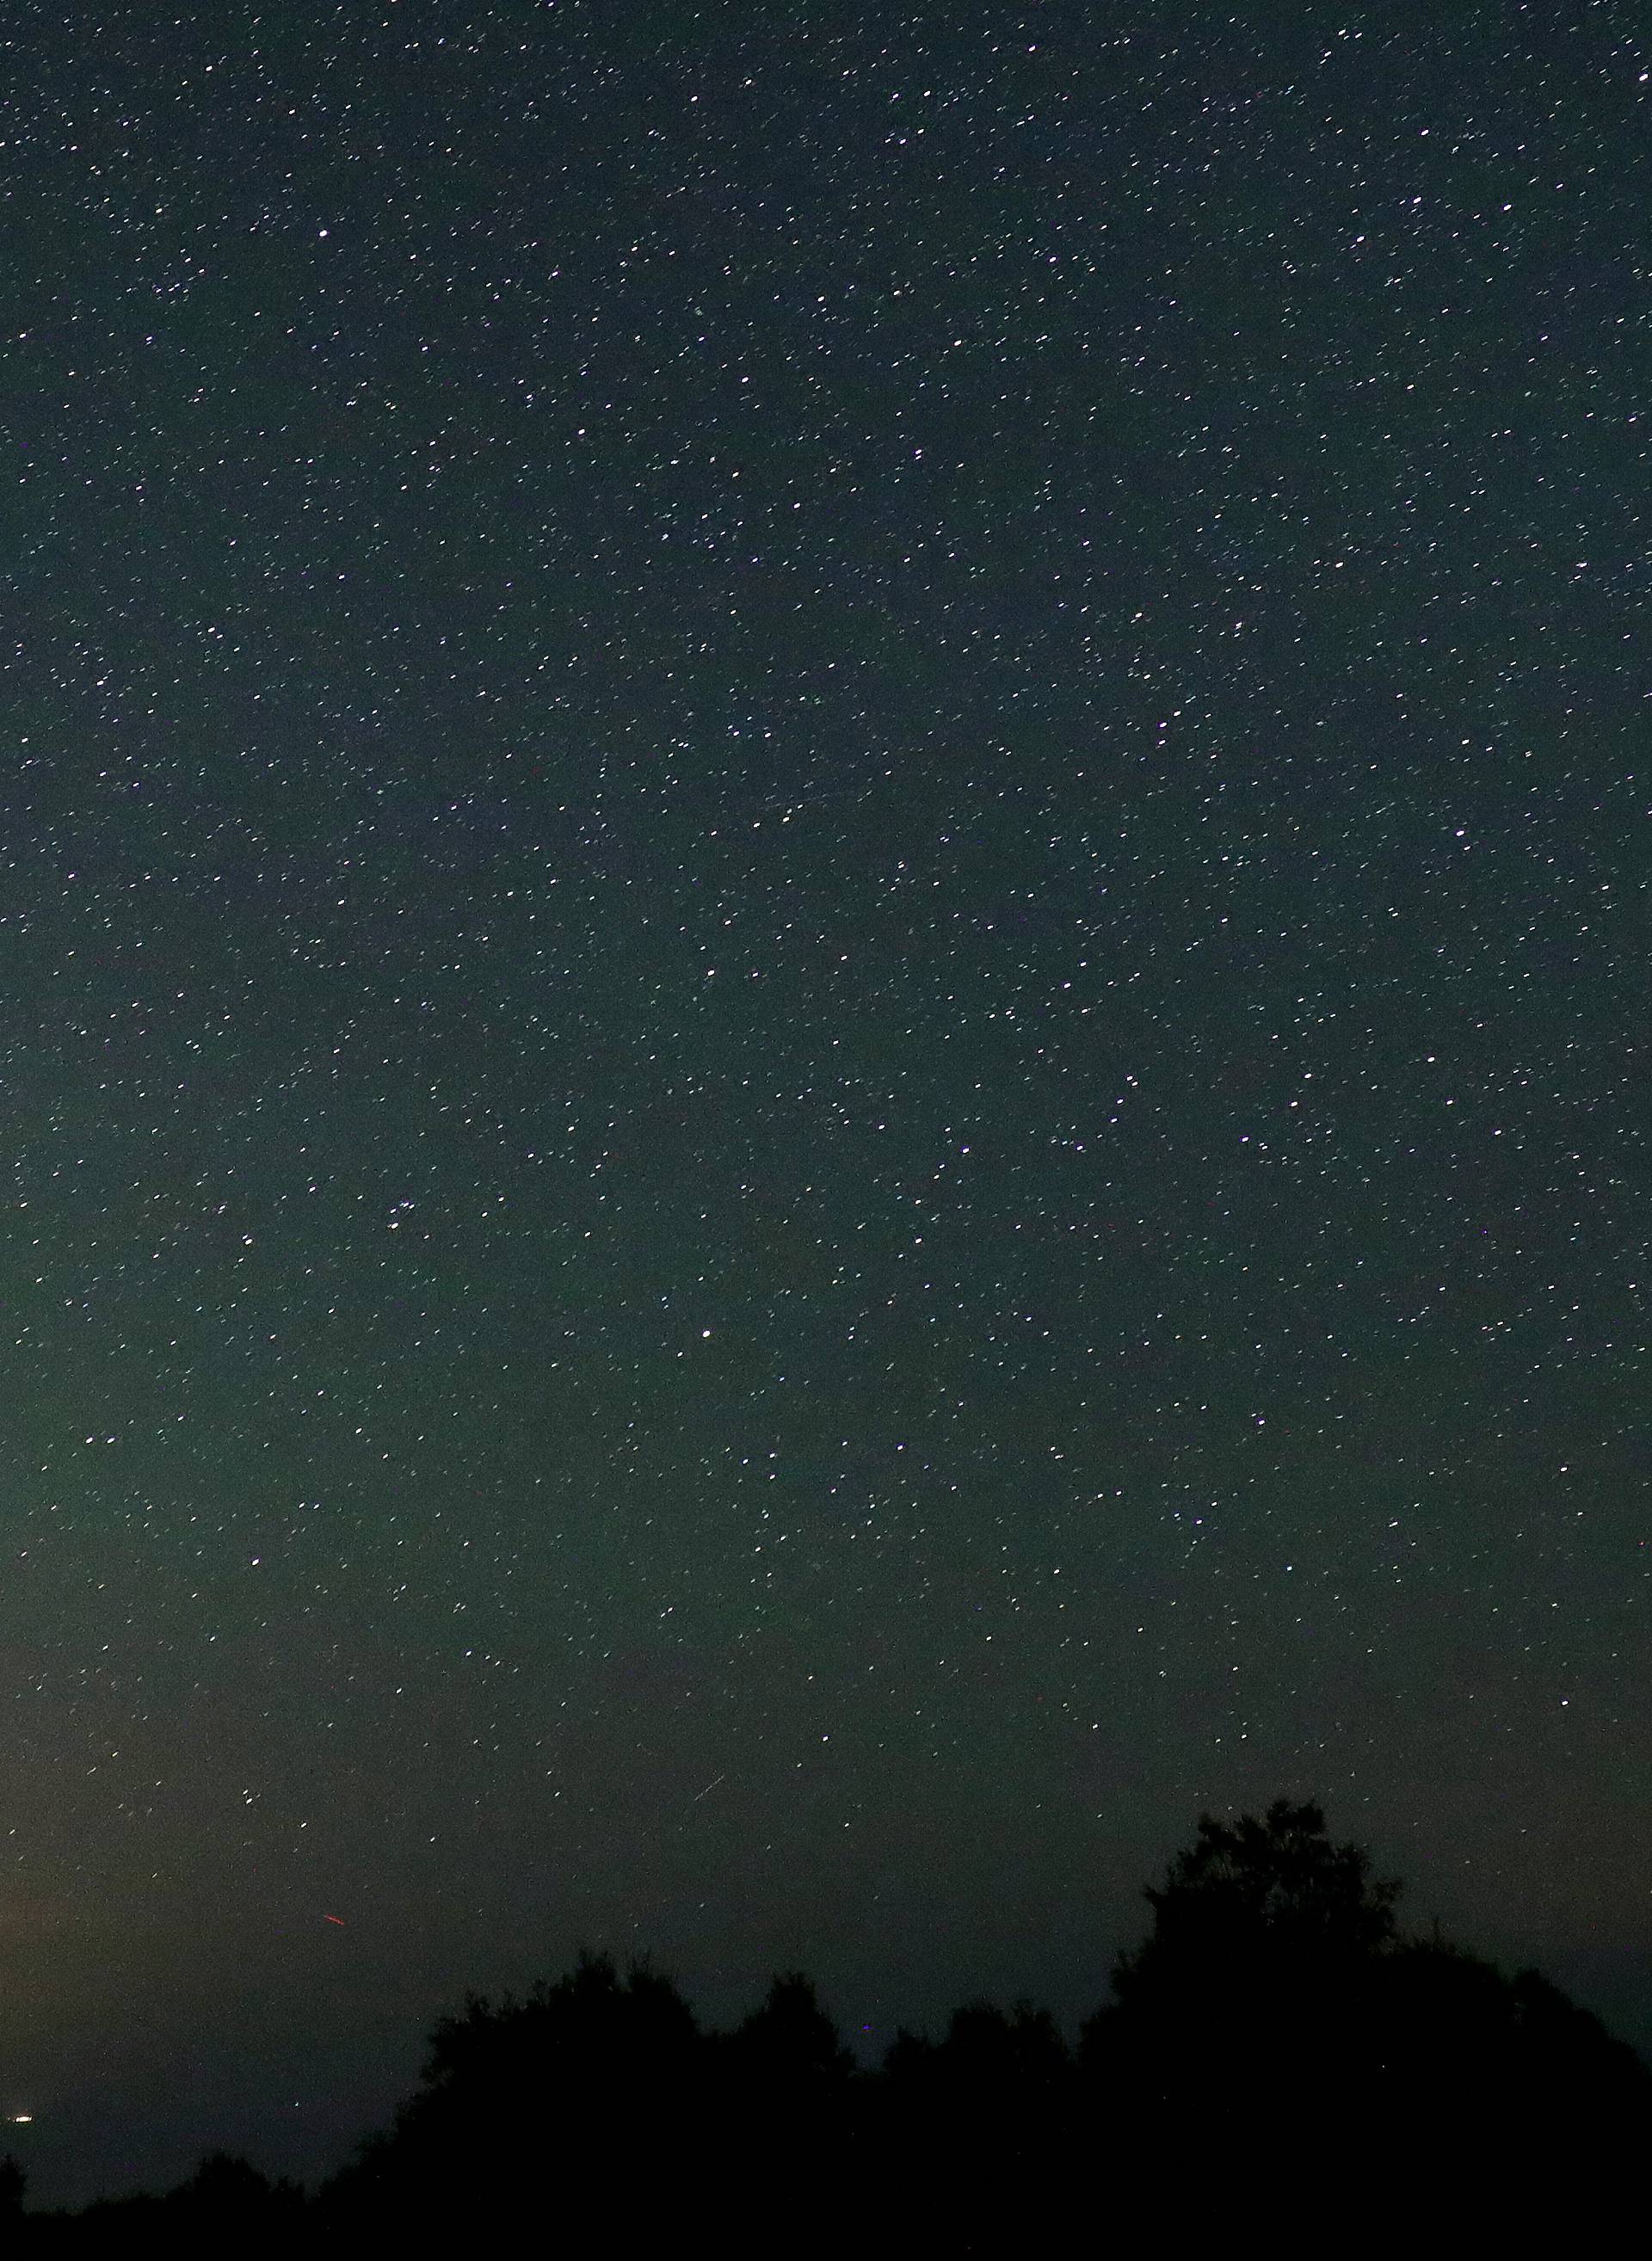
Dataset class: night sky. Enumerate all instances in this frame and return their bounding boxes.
[4,0,1649,2205]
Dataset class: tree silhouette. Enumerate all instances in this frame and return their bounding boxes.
[880,1999,1077,2246]
[1082,1795,1402,2134]
[319,1950,708,2235]
[61,2150,305,2246]
[727,1969,855,2085]
[715,1973,860,2254]
[1114,1795,1401,1991]
[1078,1796,1652,2223]
[165,2151,305,2227]
[41,1800,1606,2245]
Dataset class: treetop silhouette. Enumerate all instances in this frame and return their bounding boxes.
[17,1796,1649,2244]
[1113,1794,1402,1999]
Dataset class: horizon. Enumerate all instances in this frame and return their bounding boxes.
[9,1797,1650,2209]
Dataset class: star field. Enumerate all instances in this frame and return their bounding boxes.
[1,1,1647,2203]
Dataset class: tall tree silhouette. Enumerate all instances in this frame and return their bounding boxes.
[1082,1796,1404,2170]
[1082,1796,1652,2222]
[727,1969,855,2085]
[718,1974,859,2255]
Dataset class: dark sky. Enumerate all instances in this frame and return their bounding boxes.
[3,0,1648,2206]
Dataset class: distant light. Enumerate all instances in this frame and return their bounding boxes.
[10,2115,30,2124]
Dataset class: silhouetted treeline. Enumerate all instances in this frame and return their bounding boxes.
[20,1801,1651,2246]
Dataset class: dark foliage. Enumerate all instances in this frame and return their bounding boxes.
[1081,1795,1406,2127]
[1079,1797,1652,2226]
[17,1801,1650,2247]
[28,2152,305,2250]
[317,1950,708,2239]
[877,1998,1078,2245]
